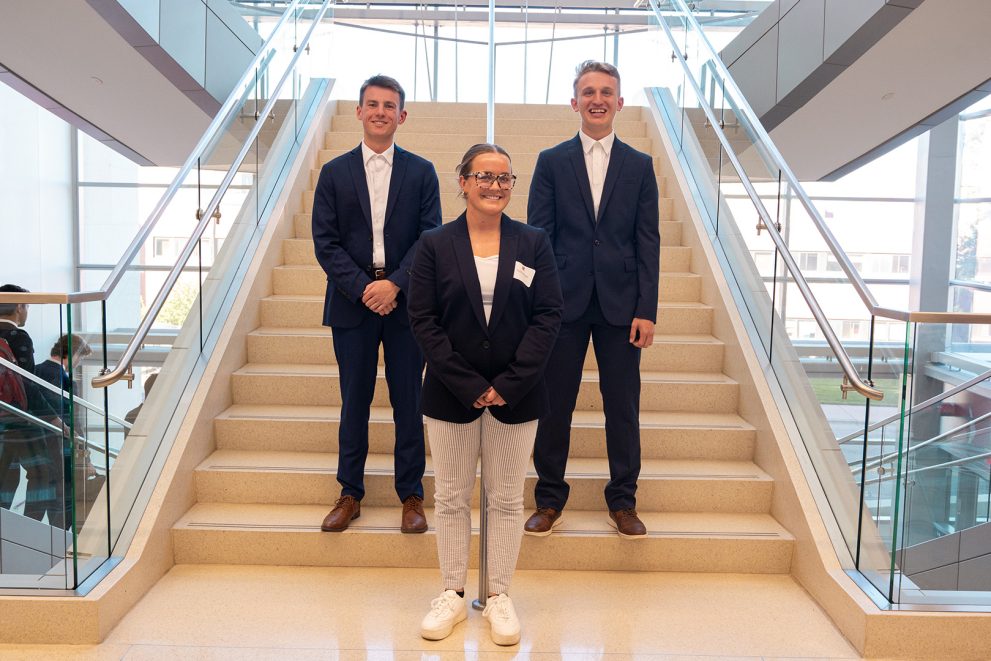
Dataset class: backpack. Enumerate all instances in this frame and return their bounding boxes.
[0,337,28,410]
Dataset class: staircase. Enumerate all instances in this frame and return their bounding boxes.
[172,101,795,576]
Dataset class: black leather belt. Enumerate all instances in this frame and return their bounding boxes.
[367,267,387,281]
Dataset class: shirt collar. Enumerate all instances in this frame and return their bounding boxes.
[0,319,19,328]
[362,141,395,167]
[579,130,615,156]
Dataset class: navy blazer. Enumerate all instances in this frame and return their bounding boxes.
[527,134,660,325]
[407,215,563,424]
[311,144,442,328]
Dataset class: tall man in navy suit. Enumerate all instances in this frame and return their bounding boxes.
[524,61,660,538]
[312,75,441,533]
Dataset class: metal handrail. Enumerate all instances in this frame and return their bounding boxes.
[647,0,991,326]
[649,3,883,400]
[0,357,132,430]
[0,1,303,307]
[91,0,333,389]
[863,449,991,486]
[855,410,991,475]
[839,367,991,446]
[0,391,120,461]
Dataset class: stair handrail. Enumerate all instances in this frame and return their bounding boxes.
[0,356,132,432]
[649,0,882,400]
[91,0,332,389]
[648,0,991,326]
[839,367,991,447]
[0,369,121,460]
[855,409,991,475]
[0,1,304,307]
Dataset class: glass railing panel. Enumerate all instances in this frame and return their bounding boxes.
[0,304,111,590]
[65,299,112,588]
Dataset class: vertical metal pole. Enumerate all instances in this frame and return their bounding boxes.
[472,460,489,610]
[454,3,460,102]
[433,18,440,101]
[486,0,495,142]
[522,2,528,103]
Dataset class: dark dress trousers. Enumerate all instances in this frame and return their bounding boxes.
[311,143,441,501]
[407,214,563,425]
[527,134,660,511]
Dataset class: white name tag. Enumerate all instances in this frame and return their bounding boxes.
[513,261,535,287]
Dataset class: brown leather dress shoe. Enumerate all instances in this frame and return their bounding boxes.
[321,495,360,532]
[523,507,563,537]
[401,495,428,533]
[609,508,647,538]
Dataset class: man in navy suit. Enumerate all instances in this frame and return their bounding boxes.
[524,61,660,538]
[311,75,441,533]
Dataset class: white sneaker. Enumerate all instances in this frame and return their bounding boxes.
[482,593,521,646]
[420,589,467,640]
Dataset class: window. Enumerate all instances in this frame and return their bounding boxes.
[799,252,821,272]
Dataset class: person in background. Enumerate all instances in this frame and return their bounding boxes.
[0,284,66,527]
[35,334,93,414]
[407,144,562,646]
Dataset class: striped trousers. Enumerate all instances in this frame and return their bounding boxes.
[425,410,537,595]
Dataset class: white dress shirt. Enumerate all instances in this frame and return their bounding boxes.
[578,129,615,218]
[474,254,500,324]
[361,141,395,268]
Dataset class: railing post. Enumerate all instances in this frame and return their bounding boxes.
[472,463,489,611]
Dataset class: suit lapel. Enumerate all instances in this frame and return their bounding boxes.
[567,136,596,226]
[384,146,407,227]
[596,138,627,223]
[451,216,489,333]
[347,146,372,229]
[487,216,518,331]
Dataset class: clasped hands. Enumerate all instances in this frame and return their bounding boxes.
[362,279,399,315]
[473,386,506,409]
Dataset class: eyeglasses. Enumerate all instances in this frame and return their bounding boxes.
[465,171,517,189]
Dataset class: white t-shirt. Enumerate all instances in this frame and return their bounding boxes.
[474,254,499,323]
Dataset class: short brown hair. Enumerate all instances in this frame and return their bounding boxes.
[0,284,28,317]
[50,334,92,361]
[572,60,621,97]
[359,75,406,110]
[456,143,512,199]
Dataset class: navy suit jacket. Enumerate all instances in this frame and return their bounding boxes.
[527,134,660,325]
[311,144,442,328]
[407,215,563,424]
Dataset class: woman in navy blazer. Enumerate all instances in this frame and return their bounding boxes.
[408,144,562,646]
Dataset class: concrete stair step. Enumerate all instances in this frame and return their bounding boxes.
[246,326,723,372]
[309,168,670,197]
[354,101,645,121]
[215,405,756,461]
[230,363,739,412]
[283,237,690,272]
[192,450,772,513]
[292,212,683,244]
[317,149,663,175]
[259,295,713,335]
[324,132,653,155]
[271,264,701,302]
[172,503,792,573]
[299,189,676,221]
[330,115,647,137]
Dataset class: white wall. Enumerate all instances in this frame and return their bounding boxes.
[0,83,75,359]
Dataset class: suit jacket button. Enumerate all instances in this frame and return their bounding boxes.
[593,240,600,246]
[482,341,490,349]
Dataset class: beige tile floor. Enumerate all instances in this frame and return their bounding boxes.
[0,565,866,660]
